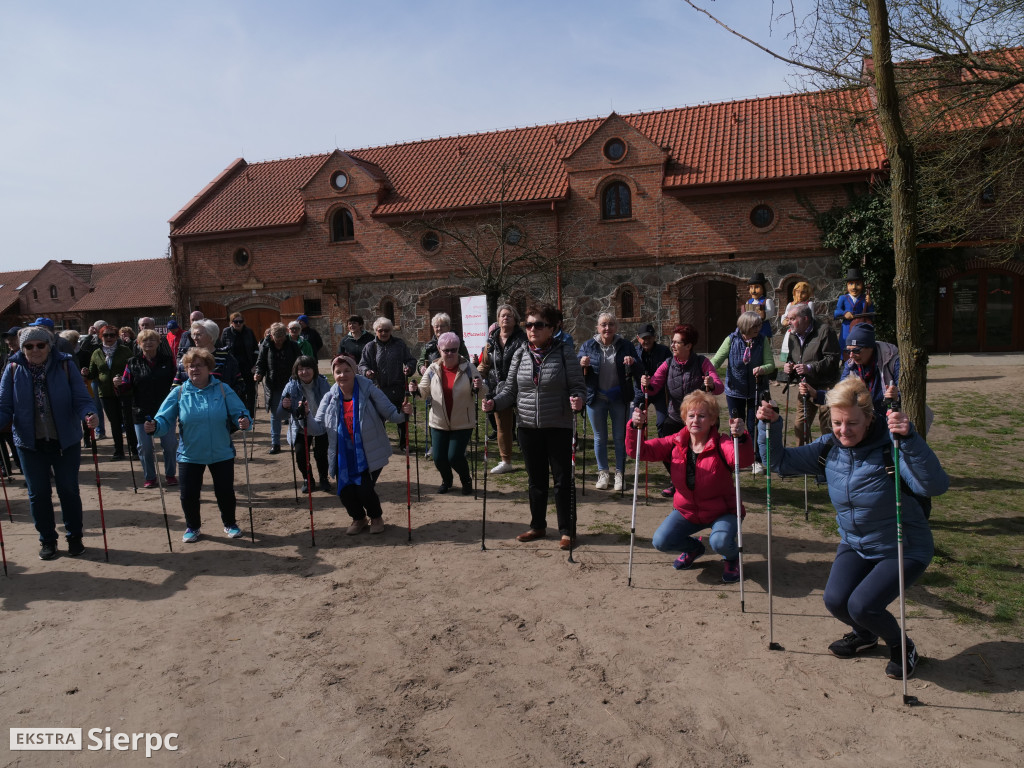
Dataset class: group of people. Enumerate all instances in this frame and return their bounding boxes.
[0,289,948,686]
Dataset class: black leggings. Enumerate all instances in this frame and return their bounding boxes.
[518,426,573,535]
[339,468,383,521]
[295,433,328,482]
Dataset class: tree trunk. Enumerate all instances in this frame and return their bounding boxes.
[866,0,927,431]
[485,291,500,328]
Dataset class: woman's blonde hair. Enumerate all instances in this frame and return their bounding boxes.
[680,390,720,425]
[136,329,160,345]
[825,376,875,422]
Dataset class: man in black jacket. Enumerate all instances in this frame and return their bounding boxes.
[221,312,260,414]
[255,323,300,453]
[779,303,840,444]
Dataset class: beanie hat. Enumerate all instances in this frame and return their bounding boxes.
[846,323,876,349]
[18,326,53,348]
[297,315,309,324]
[166,320,179,330]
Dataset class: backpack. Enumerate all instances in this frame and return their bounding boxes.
[816,438,932,519]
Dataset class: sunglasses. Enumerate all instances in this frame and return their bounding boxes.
[847,347,864,354]
[232,320,243,325]
[440,348,459,354]
[524,321,551,330]
[22,342,48,351]
[102,333,117,339]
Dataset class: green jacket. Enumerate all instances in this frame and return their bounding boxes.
[89,344,133,398]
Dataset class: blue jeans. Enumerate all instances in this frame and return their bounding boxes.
[18,440,85,543]
[651,510,739,561]
[430,427,472,487]
[134,423,178,481]
[268,389,283,447]
[587,396,627,473]
[89,381,106,436]
[823,543,929,648]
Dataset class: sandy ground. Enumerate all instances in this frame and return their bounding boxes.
[2,361,1022,768]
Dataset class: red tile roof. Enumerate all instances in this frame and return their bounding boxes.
[68,258,174,312]
[170,154,330,237]
[0,270,40,315]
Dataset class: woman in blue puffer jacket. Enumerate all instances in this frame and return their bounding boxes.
[757,376,948,682]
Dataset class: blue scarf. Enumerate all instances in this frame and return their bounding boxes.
[335,379,368,489]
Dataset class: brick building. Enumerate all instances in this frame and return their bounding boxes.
[0,258,174,334]
[168,83,1023,354]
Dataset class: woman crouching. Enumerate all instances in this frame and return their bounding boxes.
[146,348,251,543]
[626,389,752,583]
[757,377,948,680]
[316,354,411,536]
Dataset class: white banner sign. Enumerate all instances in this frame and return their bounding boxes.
[459,295,489,360]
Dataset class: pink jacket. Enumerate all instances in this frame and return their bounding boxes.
[626,424,753,526]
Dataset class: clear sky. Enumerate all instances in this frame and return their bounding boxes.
[0,0,808,273]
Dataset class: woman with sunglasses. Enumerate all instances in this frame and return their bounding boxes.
[88,323,138,461]
[483,304,585,549]
[577,312,641,491]
[418,332,487,495]
[0,326,99,560]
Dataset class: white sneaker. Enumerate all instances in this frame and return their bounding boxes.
[752,462,765,475]
[595,470,610,490]
[613,471,623,491]
[490,461,515,475]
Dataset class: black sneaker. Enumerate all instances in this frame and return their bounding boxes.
[66,536,85,557]
[268,445,281,455]
[110,452,125,462]
[828,631,879,658]
[461,482,473,496]
[39,541,58,560]
[300,480,309,494]
[318,479,332,494]
[885,639,919,679]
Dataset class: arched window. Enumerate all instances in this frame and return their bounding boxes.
[49,285,58,299]
[382,299,395,324]
[32,289,38,300]
[620,288,635,319]
[602,182,631,220]
[331,208,354,242]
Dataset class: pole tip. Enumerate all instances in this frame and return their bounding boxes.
[768,642,784,651]
[903,694,922,706]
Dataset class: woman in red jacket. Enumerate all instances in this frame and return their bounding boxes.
[626,389,753,583]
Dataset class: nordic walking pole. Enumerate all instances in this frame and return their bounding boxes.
[887,397,919,706]
[0,468,11,522]
[119,393,137,493]
[408,379,420,502]
[568,405,578,564]
[730,407,745,613]
[760,385,782,651]
[643,392,650,506]
[89,427,109,562]
[782,382,791,449]
[481,391,489,552]
[242,423,255,543]
[0,514,6,575]
[404,374,412,543]
[300,401,315,546]
[801,378,810,521]
[146,417,173,553]
[290,428,299,505]
[473,382,480,500]
[580,403,587,497]
[627,412,643,586]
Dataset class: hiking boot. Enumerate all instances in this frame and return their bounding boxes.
[661,485,675,498]
[346,518,369,536]
[613,472,623,491]
[828,631,879,659]
[672,539,706,570]
[224,525,243,539]
[39,541,58,560]
[369,517,386,534]
[595,470,610,490]
[165,475,178,486]
[437,483,451,494]
[182,528,201,544]
[66,536,85,557]
[722,558,740,583]
[885,639,919,679]
[319,479,332,494]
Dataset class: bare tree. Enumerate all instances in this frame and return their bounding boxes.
[403,157,588,324]
[682,0,1024,429]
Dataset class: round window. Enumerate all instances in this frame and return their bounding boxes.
[750,204,775,229]
[330,171,349,191]
[603,138,626,162]
[233,248,250,267]
[421,231,440,253]
[504,226,523,245]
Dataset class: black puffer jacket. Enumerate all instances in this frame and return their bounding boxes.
[478,326,527,392]
[122,350,177,423]
[492,340,585,430]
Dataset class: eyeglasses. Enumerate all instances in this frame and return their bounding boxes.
[524,321,551,330]
[22,342,47,351]
[670,340,688,346]
[440,348,459,354]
